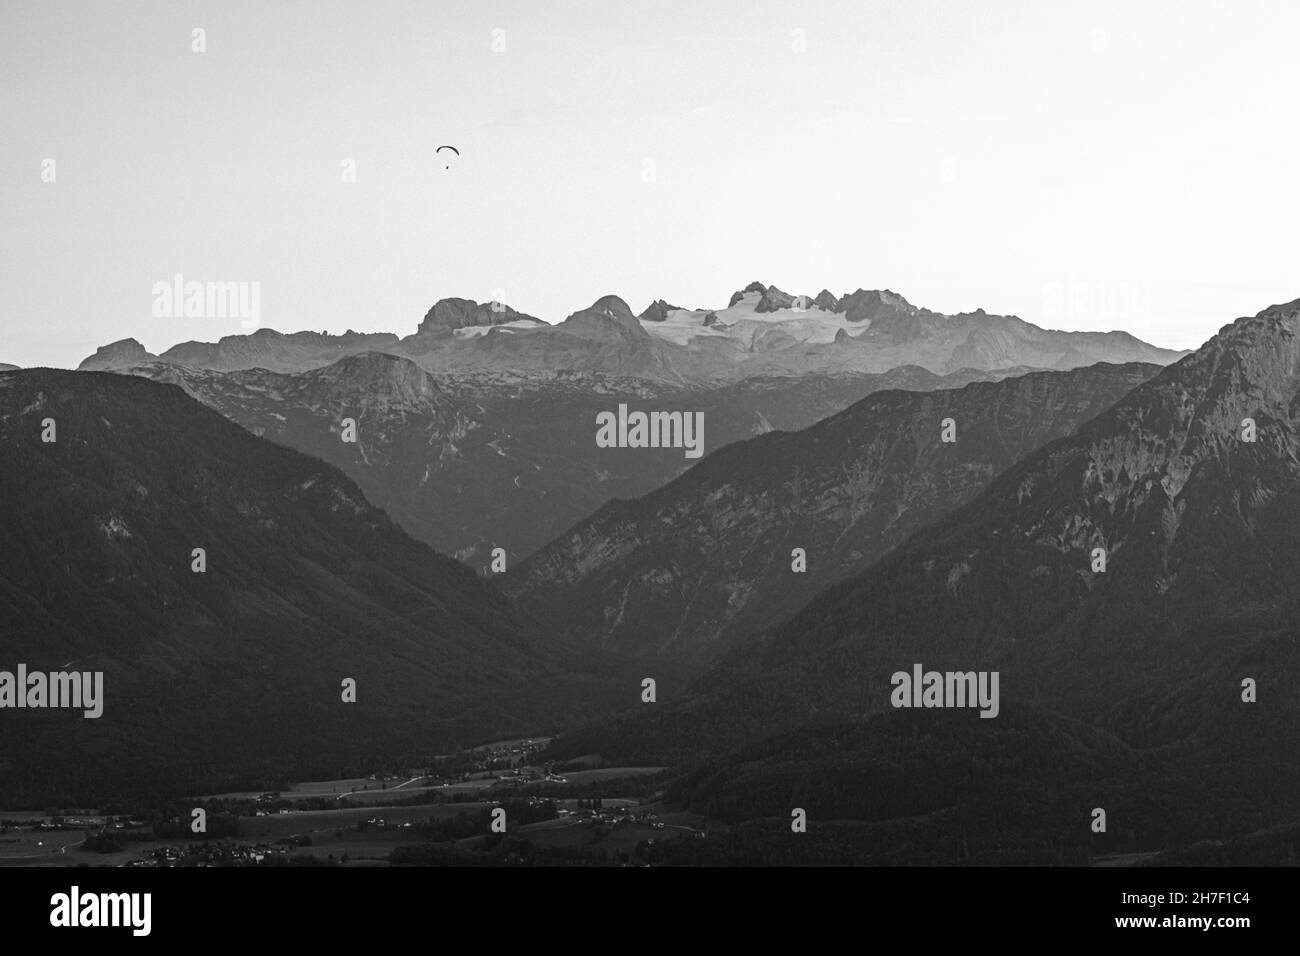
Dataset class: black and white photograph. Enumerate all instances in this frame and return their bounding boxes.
[1,0,1293,939]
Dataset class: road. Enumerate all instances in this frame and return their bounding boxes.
[335,776,423,801]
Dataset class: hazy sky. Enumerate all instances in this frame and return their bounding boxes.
[3,0,1298,368]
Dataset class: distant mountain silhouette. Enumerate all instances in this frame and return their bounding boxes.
[77,284,1187,384]
[78,330,401,375]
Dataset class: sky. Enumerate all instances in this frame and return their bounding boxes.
[3,0,1298,369]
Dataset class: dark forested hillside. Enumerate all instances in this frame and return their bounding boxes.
[506,362,1158,662]
[0,369,623,805]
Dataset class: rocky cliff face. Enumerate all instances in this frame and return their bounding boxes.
[505,362,1160,661]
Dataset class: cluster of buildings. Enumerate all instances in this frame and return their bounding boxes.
[360,816,413,830]
[126,842,291,867]
[37,816,105,830]
[560,806,664,828]
[493,767,568,787]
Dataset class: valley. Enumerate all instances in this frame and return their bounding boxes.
[5,294,1298,867]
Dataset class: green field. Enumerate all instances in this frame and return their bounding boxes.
[557,767,665,785]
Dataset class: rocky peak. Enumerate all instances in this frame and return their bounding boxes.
[558,295,651,342]
[589,294,636,323]
[813,289,840,312]
[838,289,918,321]
[639,299,682,322]
[307,352,441,406]
[1152,298,1300,426]
[755,285,800,313]
[418,297,533,334]
[835,289,923,344]
[728,281,769,307]
[77,338,157,371]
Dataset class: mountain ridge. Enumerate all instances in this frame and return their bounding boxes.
[505,360,1161,662]
[77,284,1188,385]
[116,356,1022,567]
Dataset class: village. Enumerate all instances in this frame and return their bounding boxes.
[0,737,696,868]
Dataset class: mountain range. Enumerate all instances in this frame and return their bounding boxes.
[79,282,1186,386]
[72,282,1186,566]
[112,357,1028,567]
[553,298,1300,763]
[504,361,1161,661]
[529,297,1300,862]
